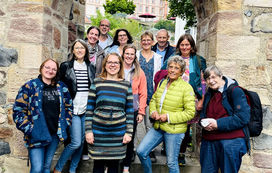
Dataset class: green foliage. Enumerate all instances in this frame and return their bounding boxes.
[167,0,197,28]
[154,20,175,33]
[89,10,143,40]
[103,0,136,15]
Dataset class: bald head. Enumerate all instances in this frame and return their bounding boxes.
[156,29,170,48]
[99,19,110,36]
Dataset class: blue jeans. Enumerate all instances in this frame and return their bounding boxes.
[29,134,59,173]
[137,128,184,173]
[200,138,247,173]
[55,115,85,173]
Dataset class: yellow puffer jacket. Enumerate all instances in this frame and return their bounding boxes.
[149,77,195,134]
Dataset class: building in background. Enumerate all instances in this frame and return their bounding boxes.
[85,0,168,23]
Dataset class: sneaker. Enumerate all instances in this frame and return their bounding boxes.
[178,154,186,166]
[149,151,157,163]
[82,154,90,161]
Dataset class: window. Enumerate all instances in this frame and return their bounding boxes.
[146,6,149,13]
[152,8,154,14]
[139,5,142,12]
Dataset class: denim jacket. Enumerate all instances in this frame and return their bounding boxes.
[13,77,73,148]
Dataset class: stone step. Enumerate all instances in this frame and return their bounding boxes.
[51,149,201,173]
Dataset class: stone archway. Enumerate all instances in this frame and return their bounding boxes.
[192,0,272,172]
[0,0,86,171]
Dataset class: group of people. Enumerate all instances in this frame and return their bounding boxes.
[13,18,251,173]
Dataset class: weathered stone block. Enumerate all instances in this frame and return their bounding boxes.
[0,8,5,16]
[0,71,6,88]
[0,91,6,104]
[217,12,243,34]
[215,61,237,79]
[8,16,43,43]
[0,107,6,124]
[43,20,53,45]
[252,133,272,150]
[253,152,272,169]
[10,128,28,157]
[51,0,59,10]
[218,0,242,10]
[54,27,61,49]
[20,44,43,68]
[9,3,44,13]
[244,0,272,7]
[0,140,10,156]
[217,35,260,60]
[262,107,272,130]
[251,13,272,33]
[3,156,30,173]
[0,45,18,67]
[0,127,13,139]
[68,31,77,45]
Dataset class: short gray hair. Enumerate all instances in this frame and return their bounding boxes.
[203,65,223,80]
[167,55,186,74]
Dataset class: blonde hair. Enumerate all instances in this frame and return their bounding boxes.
[99,53,124,79]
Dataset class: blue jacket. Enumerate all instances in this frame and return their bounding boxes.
[13,77,73,148]
[151,42,175,63]
[200,77,250,147]
[162,53,207,99]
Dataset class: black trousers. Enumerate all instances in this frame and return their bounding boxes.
[93,159,120,173]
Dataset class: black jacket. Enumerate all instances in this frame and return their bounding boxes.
[151,42,175,63]
[59,59,95,99]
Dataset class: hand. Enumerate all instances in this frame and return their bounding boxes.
[159,114,168,122]
[122,133,132,144]
[151,111,160,121]
[86,132,94,144]
[204,118,217,131]
[137,114,143,123]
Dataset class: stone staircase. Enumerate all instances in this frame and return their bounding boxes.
[51,122,201,173]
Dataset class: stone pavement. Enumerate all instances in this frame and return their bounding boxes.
[52,122,201,173]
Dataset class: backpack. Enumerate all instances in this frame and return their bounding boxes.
[227,84,263,137]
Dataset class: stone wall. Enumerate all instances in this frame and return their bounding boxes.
[0,0,85,172]
[192,0,272,172]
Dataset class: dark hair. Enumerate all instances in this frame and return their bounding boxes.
[110,29,133,47]
[87,26,101,37]
[176,34,197,56]
[100,52,124,79]
[39,58,59,85]
[69,39,90,64]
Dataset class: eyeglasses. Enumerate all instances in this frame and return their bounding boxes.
[118,34,127,37]
[106,61,120,66]
[44,66,57,72]
[100,24,110,28]
[74,47,85,50]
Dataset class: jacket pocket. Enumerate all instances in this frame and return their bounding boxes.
[30,114,52,145]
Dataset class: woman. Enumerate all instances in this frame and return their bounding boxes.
[162,34,207,164]
[200,65,250,173]
[85,53,134,173]
[105,28,133,56]
[136,55,195,173]
[86,26,105,76]
[121,44,147,173]
[137,31,162,162]
[54,39,95,173]
[13,58,73,173]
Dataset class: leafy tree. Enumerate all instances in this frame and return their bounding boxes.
[167,0,197,28]
[88,10,142,40]
[154,19,175,33]
[103,0,136,15]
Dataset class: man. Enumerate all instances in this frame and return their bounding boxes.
[152,29,175,66]
[98,19,113,49]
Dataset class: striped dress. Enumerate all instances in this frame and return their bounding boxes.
[85,78,134,160]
